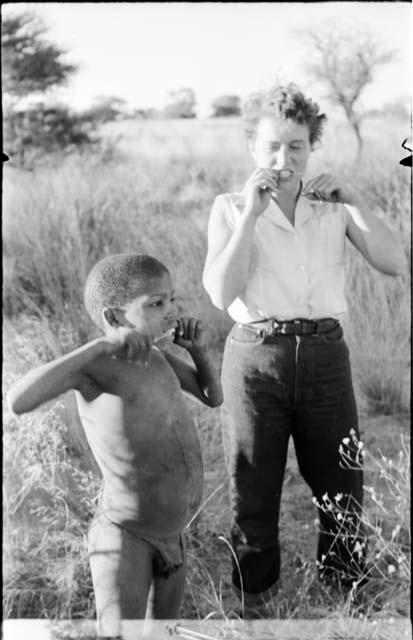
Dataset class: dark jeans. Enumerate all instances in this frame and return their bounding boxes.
[221,322,365,595]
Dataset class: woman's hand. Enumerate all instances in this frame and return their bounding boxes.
[302,174,359,205]
[243,168,280,218]
[174,317,206,351]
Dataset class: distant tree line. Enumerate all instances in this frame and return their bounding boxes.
[1,10,244,167]
[2,10,407,168]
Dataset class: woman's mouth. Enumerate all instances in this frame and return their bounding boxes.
[275,169,294,180]
[273,168,302,181]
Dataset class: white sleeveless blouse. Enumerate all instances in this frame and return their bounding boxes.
[211,191,351,323]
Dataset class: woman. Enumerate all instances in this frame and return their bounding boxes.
[202,83,405,605]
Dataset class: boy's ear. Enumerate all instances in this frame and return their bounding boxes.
[101,307,124,329]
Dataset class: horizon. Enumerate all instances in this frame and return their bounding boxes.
[2,2,411,118]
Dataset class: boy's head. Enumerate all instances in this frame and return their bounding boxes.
[84,253,178,339]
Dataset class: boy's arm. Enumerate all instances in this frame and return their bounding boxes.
[7,340,104,415]
[7,328,153,415]
[162,318,223,408]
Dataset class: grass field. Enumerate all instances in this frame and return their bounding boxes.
[2,114,411,627]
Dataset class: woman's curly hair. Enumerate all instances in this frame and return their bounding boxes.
[242,83,327,147]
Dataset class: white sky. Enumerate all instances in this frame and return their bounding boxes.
[2,2,412,117]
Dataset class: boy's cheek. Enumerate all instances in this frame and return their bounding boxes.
[130,315,155,335]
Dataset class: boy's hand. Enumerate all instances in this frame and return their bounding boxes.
[99,327,153,367]
[174,317,206,351]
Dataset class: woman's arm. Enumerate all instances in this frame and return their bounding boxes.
[202,202,257,309]
[344,200,407,276]
[303,173,407,276]
[203,168,279,309]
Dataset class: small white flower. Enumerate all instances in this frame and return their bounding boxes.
[387,564,396,575]
[322,492,328,502]
[349,428,356,436]
[337,513,343,520]
[342,437,350,445]
[353,541,363,557]
[357,441,364,449]
[335,493,343,502]
[321,554,326,562]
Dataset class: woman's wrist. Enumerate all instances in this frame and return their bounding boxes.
[241,207,260,225]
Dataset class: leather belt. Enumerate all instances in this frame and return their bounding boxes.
[242,317,339,336]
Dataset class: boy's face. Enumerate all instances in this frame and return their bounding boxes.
[107,272,179,341]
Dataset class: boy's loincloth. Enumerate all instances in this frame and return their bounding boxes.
[88,509,185,579]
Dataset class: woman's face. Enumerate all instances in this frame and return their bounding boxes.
[249,116,312,191]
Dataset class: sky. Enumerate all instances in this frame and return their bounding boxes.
[2,2,412,117]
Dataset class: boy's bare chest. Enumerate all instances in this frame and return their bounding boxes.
[75,350,197,459]
[88,350,181,406]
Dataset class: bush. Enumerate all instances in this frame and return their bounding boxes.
[3,103,99,168]
[210,95,241,117]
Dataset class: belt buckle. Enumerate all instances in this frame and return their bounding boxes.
[293,318,304,335]
[271,319,283,335]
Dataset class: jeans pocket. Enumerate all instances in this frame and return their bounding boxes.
[229,324,266,346]
[319,324,344,344]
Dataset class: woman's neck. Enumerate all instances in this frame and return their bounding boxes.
[272,181,302,226]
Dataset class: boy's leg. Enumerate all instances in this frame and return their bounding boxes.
[88,514,154,636]
[292,328,366,587]
[221,327,295,598]
[146,548,187,618]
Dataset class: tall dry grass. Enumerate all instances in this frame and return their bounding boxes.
[3,114,411,622]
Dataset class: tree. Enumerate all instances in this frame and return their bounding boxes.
[2,10,96,167]
[163,87,196,119]
[2,11,77,101]
[210,94,241,117]
[298,26,395,156]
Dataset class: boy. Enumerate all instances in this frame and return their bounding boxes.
[8,253,223,636]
